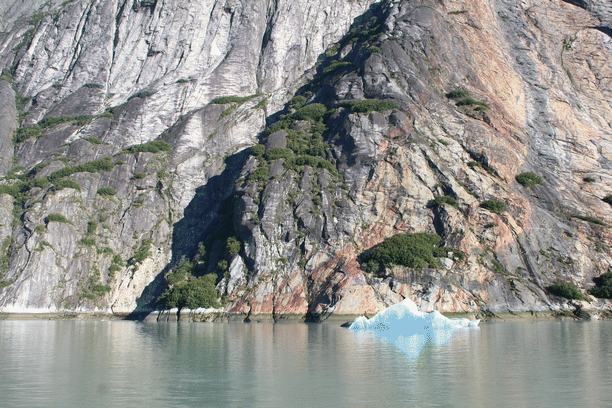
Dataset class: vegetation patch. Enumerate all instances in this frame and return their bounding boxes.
[481,199,506,214]
[50,179,81,192]
[96,187,117,196]
[210,95,258,105]
[48,157,116,182]
[589,272,612,299]
[515,172,543,187]
[130,239,152,266]
[340,99,399,114]
[547,282,588,301]
[569,214,607,227]
[602,195,612,206]
[360,232,464,274]
[45,213,71,224]
[120,140,172,155]
[433,195,457,207]
[157,274,219,310]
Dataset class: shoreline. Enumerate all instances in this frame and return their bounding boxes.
[1,308,611,323]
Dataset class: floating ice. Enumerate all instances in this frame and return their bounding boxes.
[349,299,479,359]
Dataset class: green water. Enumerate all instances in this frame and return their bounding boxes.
[0,319,611,407]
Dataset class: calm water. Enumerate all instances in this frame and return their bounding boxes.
[0,319,611,407]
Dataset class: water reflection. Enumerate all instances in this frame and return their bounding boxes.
[1,319,612,407]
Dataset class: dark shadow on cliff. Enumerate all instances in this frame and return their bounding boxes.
[128,149,251,318]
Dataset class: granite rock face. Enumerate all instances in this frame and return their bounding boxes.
[0,0,612,317]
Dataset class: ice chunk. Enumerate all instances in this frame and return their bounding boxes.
[349,299,479,359]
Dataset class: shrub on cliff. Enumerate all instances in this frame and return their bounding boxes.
[515,172,543,187]
[157,274,219,310]
[97,187,117,196]
[481,199,506,214]
[547,282,588,301]
[433,195,457,207]
[589,272,612,299]
[360,232,464,272]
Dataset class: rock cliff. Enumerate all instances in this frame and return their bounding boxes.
[1,0,612,318]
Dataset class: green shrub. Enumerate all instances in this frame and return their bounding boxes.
[226,237,241,258]
[121,140,172,154]
[481,199,506,214]
[515,172,543,187]
[86,221,97,235]
[157,274,219,310]
[583,176,596,183]
[165,260,193,286]
[248,164,269,184]
[547,282,588,301]
[251,144,265,158]
[289,95,307,109]
[132,173,146,180]
[50,179,81,192]
[569,214,607,226]
[210,95,255,104]
[603,195,612,206]
[45,213,70,224]
[589,272,612,299]
[79,237,96,246]
[340,99,399,113]
[131,239,152,265]
[446,90,469,99]
[291,103,328,121]
[434,195,457,207]
[48,157,116,182]
[97,187,117,196]
[361,232,462,271]
[84,137,102,145]
[323,60,353,75]
[265,147,294,162]
[112,254,124,266]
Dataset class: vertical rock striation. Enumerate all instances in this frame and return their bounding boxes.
[0,0,611,317]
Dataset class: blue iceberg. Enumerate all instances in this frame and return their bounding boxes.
[349,299,480,359]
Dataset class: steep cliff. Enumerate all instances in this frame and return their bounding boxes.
[1,0,612,317]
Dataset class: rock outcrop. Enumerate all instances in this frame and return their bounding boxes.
[0,0,612,317]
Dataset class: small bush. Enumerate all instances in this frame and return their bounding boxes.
[50,179,81,192]
[79,237,96,246]
[84,137,102,145]
[433,195,457,207]
[360,232,460,270]
[265,147,294,162]
[48,157,116,182]
[97,187,117,196]
[569,214,607,226]
[121,140,172,154]
[446,90,469,99]
[251,144,265,158]
[481,199,506,214]
[226,237,241,258]
[289,95,307,109]
[515,172,543,187]
[157,274,219,310]
[323,60,353,75]
[602,195,612,206]
[45,213,70,224]
[210,95,255,105]
[340,99,399,114]
[589,272,612,299]
[131,239,152,265]
[547,282,588,301]
[291,103,328,121]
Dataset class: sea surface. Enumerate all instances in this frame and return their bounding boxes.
[0,318,611,407]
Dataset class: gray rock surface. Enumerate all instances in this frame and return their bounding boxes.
[0,0,611,317]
